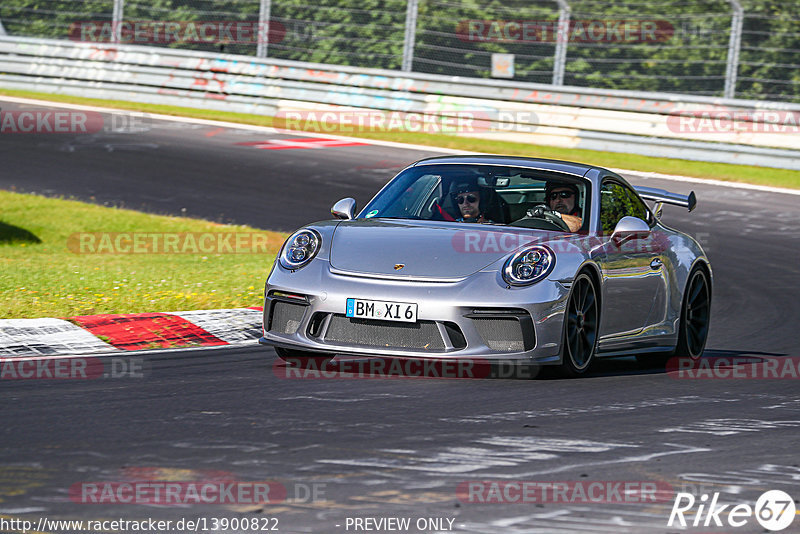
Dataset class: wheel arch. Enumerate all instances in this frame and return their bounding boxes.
[576,260,603,310]
[687,259,713,301]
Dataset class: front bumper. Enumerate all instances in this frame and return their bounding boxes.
[259,259,570,364]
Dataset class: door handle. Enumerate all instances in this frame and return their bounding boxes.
[650,258,663,270]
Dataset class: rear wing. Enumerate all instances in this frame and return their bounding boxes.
[634,186,697,213]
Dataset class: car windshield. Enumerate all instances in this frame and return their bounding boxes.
[359,164,589,232]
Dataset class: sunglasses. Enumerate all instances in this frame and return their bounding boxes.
[548,191,575,201]
[456,194,478,205]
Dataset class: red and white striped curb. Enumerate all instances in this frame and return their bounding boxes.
[0,307,264,357]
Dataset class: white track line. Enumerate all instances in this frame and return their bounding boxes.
[0,341,257,362]
[2,95,799,196]
[610,168,800,196]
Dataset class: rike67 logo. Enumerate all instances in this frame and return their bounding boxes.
[668,490,796,531]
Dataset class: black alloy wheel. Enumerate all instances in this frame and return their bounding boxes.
[676,268,711,360]
[560,272,599,377]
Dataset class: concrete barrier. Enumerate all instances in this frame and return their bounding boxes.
[2,36,799,169]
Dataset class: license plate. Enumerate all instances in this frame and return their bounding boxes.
[346,298,418,323]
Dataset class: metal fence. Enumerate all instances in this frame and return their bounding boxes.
[1,0,798,103]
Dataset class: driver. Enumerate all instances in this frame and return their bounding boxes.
[545,181,582,232]
[451,178,493,223]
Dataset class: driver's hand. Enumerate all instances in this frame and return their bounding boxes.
[561,214,582,232]
[527,204,550,218]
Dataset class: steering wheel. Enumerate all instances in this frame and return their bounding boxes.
[526,204,570,232]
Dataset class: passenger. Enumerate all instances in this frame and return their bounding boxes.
[451,179,493,223]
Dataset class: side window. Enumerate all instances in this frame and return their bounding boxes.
[622,186,651,224]
[600,181,650,235]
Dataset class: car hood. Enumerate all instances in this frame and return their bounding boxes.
[329,219,562,280]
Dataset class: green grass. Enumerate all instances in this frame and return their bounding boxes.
[2,88,800,189]
[0,190,286,319]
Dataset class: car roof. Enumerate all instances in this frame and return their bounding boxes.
[410,155,601,178]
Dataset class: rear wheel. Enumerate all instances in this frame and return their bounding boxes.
[675,268,711,360]
[559,272,599,377]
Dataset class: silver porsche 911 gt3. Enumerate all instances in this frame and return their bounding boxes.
[259,155,712,376]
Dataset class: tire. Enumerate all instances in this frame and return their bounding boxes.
[674,267,711,360]
[558,272,600,377]
[274,346,332,366]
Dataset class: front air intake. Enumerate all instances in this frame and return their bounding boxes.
[269,301,306,335]
[324,315,446,351]
[472,317,525,352]
[467,308,534,352]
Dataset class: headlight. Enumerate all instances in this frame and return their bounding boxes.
[279,229,321,270]
[502,245,555,286]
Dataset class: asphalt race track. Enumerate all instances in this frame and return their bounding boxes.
[2,99,800,533]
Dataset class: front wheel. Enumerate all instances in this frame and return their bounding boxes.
[558,272,600,377]
[675,268,711,360]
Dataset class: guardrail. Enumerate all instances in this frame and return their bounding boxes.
[2,36,800,170]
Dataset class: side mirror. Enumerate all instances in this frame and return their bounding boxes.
[331,198,356,220]
[611,216,650,245]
